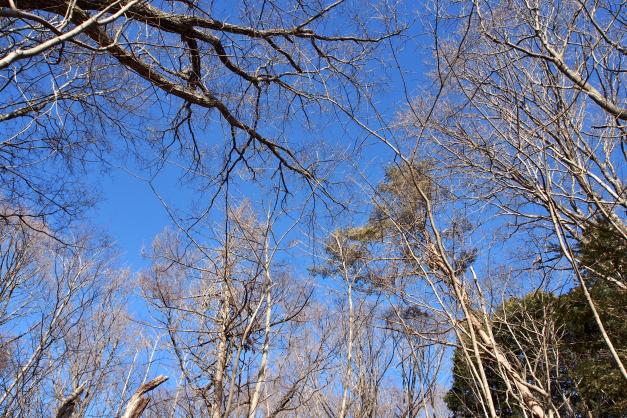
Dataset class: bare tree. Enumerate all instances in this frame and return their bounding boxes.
[396,0,626,381]
[140,200,321,417]
[324,160,573,417]
[0,216,142,417]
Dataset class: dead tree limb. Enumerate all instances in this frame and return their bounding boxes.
[121,375,168,418]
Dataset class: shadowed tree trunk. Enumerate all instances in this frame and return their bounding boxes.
[55,384,85,418]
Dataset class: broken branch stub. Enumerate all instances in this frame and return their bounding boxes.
[121,375,168,418]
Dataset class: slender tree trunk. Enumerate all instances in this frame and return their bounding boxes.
[212,297,229,418]
[248,256,272,418]
[339,282,353,418]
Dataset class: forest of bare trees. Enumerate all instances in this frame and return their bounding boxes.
[0,0,625,417]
